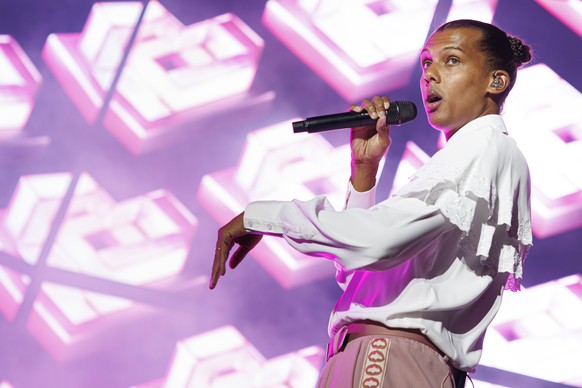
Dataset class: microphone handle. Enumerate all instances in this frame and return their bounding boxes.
[293,103,404,133]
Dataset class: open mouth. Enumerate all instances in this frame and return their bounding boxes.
[425,92,442,111]
[426,94,441,103]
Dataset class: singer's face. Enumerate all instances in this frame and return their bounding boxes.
[420,28,497,138]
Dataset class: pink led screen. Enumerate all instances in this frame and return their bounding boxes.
[43,1,272,154]
[0,0,580,387]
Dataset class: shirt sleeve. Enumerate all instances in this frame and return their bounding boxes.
[344,181,376,210]
[244,193,454,272]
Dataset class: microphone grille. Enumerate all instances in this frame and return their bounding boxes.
[388,101,417,125]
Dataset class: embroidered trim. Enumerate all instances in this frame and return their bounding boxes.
[360,338,391,388]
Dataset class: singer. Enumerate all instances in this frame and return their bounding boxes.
[210,19,532,387]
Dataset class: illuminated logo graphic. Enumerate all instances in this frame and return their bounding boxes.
[482,274,582,386]
[535,0,582,38]
[503,64,582,238]
[0,35,42,135]
[43,1,269,154]
[198,120,384,288]
[0,173,199,360]
[135,326,324,387]
[263,0,497,101]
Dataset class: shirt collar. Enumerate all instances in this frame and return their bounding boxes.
[445,114,508,146]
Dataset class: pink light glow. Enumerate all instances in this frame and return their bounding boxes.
[0,265,29,322]
[390,141,430,196]
[503,64,582,238]
[263,0,439,101]
[43,1,268,154]
[0,35,42,135]
[0,173,198,361]
[134,326,324,388]
[197,119,384,288]
[445,0,498,23]
[535,0,582,38]
[482,274,582,386]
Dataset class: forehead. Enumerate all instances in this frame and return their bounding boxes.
[422,27,482,55]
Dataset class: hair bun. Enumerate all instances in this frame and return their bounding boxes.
[508,36,532,65]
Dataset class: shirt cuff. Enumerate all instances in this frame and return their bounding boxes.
[345,181,376,209]
[244,200,287,235]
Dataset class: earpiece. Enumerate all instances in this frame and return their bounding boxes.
[491,76,502,89]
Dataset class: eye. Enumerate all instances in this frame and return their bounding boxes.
[422,59,432,69]
[446,57,460,65]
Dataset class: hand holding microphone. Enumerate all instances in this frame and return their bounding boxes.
[293,97,417,191]
[292,100,417,133]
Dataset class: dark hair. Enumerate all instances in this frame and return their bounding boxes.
[436,19,532,104]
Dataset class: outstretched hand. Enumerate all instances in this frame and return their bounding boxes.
[209,212,262,289]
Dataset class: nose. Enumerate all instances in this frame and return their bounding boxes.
[422,64,439,85]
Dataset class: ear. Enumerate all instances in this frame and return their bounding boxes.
[487,70,510,95]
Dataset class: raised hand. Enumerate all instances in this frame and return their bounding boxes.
[349,96,392,191]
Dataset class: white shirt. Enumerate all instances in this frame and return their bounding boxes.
[244,114,532,371]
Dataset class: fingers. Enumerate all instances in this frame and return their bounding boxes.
[209,236,231,289]
[229,246,250,269]
[353,96,391,120]
[209,212,256,290]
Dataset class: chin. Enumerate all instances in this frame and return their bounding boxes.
[425,112,447,131]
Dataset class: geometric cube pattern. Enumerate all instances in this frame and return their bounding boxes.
[134,325,324,388]
[0,173,197,360]
[482,274,582,387]
[44,1,266,153]
[263,0,439,101]
[503,64,582,238]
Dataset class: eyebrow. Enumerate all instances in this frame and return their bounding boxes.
[443,45,464,52]
[421,45,465,55]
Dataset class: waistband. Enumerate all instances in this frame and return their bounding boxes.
[326,320,445,362]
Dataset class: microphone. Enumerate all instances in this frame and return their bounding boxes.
[292,101,417,133]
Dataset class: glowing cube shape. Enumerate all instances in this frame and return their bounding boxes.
[482,275,582,386]
[198,119,384,288]
[43,1,269,154]
[42,2,143,123]
[134,326,324,388]
[0,173,198,361]
[0,35,42,135]
[503,64,582,238]
[263,0,438,101]
[535,0,582,38]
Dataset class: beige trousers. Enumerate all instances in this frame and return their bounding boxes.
[316,334,458,388]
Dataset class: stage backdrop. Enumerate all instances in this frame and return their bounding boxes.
[0,0,581,387]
